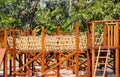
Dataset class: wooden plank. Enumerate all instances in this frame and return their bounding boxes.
[103,23,107,46]
[87,51,91,77]
[41,26,45,76]
[91,22,95,76]
[0,48,6,66]
[115,21,119,77]
[56,26,60,77]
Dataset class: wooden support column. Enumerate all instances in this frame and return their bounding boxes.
[27,30,31,77]
[32,30,36,76]
[13,30,16,77]
[75,22,79,77]
[24,31,27,73]
[9,31,12,76]
[87,23,91,77]
[87,51,91,77]
[115,21,119,77]
[3,30,8,77]
[41,26,45,77]
[91,22,95,76]
[19,30,23,75]
[56,26,60,77]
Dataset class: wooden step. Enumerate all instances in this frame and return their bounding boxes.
[96,57,106,59]
[96,69,107,72]
[96,69,105,72]
[99,56,106,58]
[94,76,104,77]
[100,50,107,52]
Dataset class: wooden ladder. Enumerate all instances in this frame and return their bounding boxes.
[93,46,110,77]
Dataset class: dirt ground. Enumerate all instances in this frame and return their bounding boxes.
[0,68,115,77]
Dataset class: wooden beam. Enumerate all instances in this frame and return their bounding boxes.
[56,26,60,77]
[115,21,119,77]
[91,22,95,76]
[87,51,90,77]
[12,52,42,75]
[41,26,45,77]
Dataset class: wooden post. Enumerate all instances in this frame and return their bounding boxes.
[13,29,16,77]
[27,29,31,77]
[56,26,60,77]
[87,23,91,77]
[32,29,36,76]
[115,21,119,77]
[19,30,23,75]
[87,51,91,77]
[75,22,79,77]
[3,30,8,77]
[32,30,36,36]
[24,31,27,73]
[91,22,95,76]
[87,23,91,48]
[41,26,45,77]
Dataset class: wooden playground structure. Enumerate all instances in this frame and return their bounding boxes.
[0,20,120,77]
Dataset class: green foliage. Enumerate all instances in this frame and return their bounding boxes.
[0,0,120,34]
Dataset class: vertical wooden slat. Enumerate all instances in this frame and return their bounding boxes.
[91,22,95,76]
[41,26,45,77]
[108,25,111,46]
[75,22,79,77]
[111,26,113,46]
[103,23,107,46]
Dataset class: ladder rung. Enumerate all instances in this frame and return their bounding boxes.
[94,76,104,77]
[100,50,107,52]
[98,63,105,65]
[96,69,104,71]
[99,57,107,58]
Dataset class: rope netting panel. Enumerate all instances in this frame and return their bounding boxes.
[45,35,76,51]
[7,32,103,51]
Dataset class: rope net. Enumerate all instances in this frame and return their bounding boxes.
[7,32,103,52]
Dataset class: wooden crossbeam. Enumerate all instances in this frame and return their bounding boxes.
[12,52,42,75]
[40,51,76,76]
